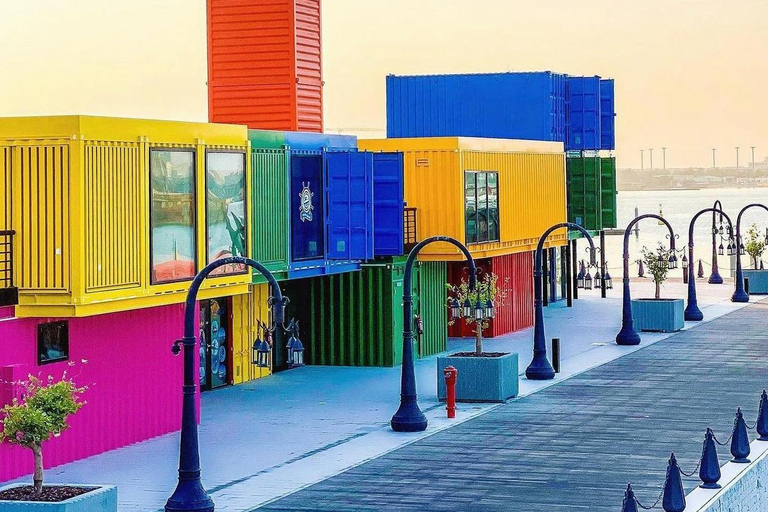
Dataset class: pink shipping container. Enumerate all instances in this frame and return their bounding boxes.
[448,252,534,338]
[0,304,193,482]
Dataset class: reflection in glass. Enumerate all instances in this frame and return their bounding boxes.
[150,150,196,283]
[477,172,489,242]
[487,172,499,241]
[465,173,477,243]
[206,152,246,275]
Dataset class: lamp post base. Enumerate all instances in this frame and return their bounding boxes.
[165,479,214,512]
[525,357,555,380]
[732,290,750,303]
[708,273,723,284]
[616,326,641,346]
[684,306,703,321]
[391,402,428,432]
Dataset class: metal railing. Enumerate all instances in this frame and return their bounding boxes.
[0,230,17,306]
[404,208,418,253]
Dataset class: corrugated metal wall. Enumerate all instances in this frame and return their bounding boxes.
[17,144,70,292]
[84,142,143,291]
[231,284,272,384]
[566,155,602,232]
[284,259,447,367]
[448,252,534,338]
[600,157,618,229]
[206,0,323,131]
[252,149,289,280]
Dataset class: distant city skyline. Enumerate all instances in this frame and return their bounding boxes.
[1,0,766,169]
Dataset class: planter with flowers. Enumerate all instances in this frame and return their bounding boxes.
[741,223,768,294]
[0,369,116,511]
[631,244,685,333]
[437,272,518,403]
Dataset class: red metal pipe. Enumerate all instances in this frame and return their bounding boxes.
[443,366,457,419]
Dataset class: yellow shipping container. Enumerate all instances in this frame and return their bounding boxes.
[358,137,568,260]
[231,283,273,384]
[0,115,252,317]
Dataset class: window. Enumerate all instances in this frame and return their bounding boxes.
[150,149,197,284]
[206,151,247,276]
[464,171,500,244]
[38,321,69,365]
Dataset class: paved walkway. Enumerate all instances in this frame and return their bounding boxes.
[4,278,750,511]
[259,301,768,512]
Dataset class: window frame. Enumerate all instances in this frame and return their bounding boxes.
[37,320,69,366]
[464,170,500,245]
[204,149,248,277]
[148,147,199,285]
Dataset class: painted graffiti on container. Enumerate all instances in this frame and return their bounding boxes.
[299,181,314,222]
[207,152,247,276]
[150,149,196,283]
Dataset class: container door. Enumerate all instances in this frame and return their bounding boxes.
[325,151,373,261]
[291,154,325,261]
[600,157,618,228]
[199,297,232,391]
[372,152,404,256]
[566,76,601,151]
[599,79,616,150]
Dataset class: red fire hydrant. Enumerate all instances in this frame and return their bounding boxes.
[443,366,458,419]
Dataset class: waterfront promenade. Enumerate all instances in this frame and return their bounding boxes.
[7,278,760,511]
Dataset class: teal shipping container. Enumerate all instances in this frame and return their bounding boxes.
[566,155,618,234]
[283,258,448,367]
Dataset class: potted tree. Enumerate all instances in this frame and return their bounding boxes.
[631,244,685,332]
[741,223,768,294]
[437,272,518,403]
[0,370,117,511]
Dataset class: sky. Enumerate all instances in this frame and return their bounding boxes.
[0,0,766,169]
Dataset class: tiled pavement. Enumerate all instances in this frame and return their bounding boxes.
[258,301,768,511]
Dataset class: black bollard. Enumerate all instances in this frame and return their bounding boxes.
[662,453,686,512]
[699,428,721,489]
[638,260,645,278]
[621,484,639,512]
[745,277,750,295]
[730,408,751,463]
[698,259,705,278]
[552,338,560,373]
[757,390,768,441]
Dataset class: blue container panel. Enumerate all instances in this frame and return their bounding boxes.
[285,132,357,151]
[386,72,566,142]
[290,155,325,261]
[566,76,601,151]
[326,151,374,261]
[600,79,616,150]
[372,152,404,256]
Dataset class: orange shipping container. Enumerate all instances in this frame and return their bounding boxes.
[207,0,323,132]
[358,137,568,261]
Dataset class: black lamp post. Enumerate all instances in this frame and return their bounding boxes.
[391,236,477,433]
[732,204,768,303]
[526,223,599,381]
[615,214,677,346]
[709,200,725,284]
[684,208,734,321]
[166,257,288,512]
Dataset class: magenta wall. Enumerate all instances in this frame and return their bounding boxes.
[0,303,189,482]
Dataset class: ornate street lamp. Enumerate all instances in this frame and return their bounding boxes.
[616,214,677,346]
[732,204,768,302]
[684,208,734,321]
[252,322,272,369]
[392,236,477,433]
[166,257,288,512]
[709,200,725,284]
[602,265,614,290]
[284,320,305,368]
[526,223,600,381]
[577,261,586,289]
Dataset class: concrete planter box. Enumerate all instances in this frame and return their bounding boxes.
[631,298,685,333]
[0,485,117,512]
[437,352,519,403]
[742,270,768,294]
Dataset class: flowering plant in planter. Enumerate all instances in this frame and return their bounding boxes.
[0,367,87,499]
[640,243,673,299]
[447,272,508,355]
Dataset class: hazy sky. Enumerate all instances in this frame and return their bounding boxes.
[1,0,766,168]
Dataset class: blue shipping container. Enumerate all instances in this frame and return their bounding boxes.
[285,132,358,151]
[566,76,601,151]
[600,79,616,150]
[386,72,566,142]
[372,152,405,256]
